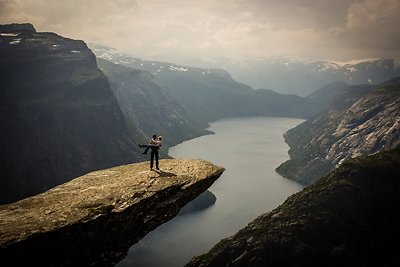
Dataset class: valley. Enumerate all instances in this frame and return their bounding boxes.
[1,22,399,267]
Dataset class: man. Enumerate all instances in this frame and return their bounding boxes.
[150,136,163,171]
[139,135,158,155]
[139,135,163,170]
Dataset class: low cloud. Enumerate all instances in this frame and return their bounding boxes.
[1,0,399,63]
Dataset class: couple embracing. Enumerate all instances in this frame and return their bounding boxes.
[139,134,163,171]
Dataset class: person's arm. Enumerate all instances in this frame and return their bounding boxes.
[149,139,156,145]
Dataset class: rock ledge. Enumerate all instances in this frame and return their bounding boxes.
[0,159,224,266]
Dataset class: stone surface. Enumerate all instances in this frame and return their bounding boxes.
[186,147,400,267]
[0,159,224,266]
[327,83,400,162]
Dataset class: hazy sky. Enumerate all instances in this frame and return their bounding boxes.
[1,0,400,63]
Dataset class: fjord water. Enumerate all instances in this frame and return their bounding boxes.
[117,117,304,267]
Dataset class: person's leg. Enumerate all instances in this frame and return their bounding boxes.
[155,151,159,169]
[143,145,150,154]
[150,151,154,170]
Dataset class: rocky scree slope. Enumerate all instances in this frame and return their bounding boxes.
[276,77,400,185]
[186,147,400,267]
[0,159,224,267]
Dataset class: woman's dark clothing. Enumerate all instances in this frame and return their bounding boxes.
[139,144,150,154]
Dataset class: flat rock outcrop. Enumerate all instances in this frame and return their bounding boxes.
[186,147,400,267]
[0,159,224,266]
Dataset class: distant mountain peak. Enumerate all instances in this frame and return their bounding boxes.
[0,23,36,33]
[214,56,400,96]
[87,42,136,61]
[88,43,233,80]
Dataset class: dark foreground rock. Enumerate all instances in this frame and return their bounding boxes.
[0,159,224,267]
[186,147,400,267]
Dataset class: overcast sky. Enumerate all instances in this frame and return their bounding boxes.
[1,0,400,64]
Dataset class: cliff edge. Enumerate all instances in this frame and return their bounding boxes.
[0,159,224,266]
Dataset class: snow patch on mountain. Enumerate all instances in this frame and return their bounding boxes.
[169,65,188,72]
[332,58,381,66]
[319,62,340,71]
[9,39,21,45]
[1,33,19,37]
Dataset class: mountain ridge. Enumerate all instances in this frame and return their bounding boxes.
[186,147,400,267]
[89,43,321,124]
[205,56,400,96]
[276,77,400,185]
[96,58,210,148]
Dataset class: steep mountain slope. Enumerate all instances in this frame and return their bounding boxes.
[0,24,143,203]
[96,58,209,147]
[276,77,400,185]
[186,147,400,267]
[153,67,319,122]
[89,44,320,123]
[217,57,400,96]
[306,81,349,109]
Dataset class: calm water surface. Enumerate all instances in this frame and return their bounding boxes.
[116,117,304,267]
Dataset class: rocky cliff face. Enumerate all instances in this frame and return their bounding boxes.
[0,159,224,266]
[276,77,400,185]
[97,58,210,148]
[0,23,144,203]
[306,81,349,109]
[186,147,400,267]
